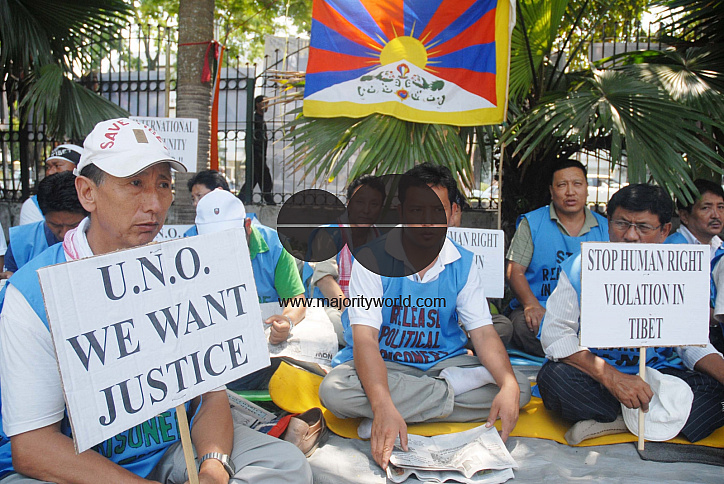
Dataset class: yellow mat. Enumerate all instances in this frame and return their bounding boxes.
[269,361,724,448]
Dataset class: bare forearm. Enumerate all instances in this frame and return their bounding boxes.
[11,424,151,484]
[694,353,724,386]
[354,334,393,412]
[191,391,235,482]
[561,350,611,385]
[506,262,539,308]
[282,295,306,326]
[470,325,517,388]
[317,275,345,303]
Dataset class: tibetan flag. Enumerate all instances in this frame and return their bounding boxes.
[303,0,515,126]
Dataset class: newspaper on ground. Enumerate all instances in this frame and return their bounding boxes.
[386,466,514,484]
[386,425,517,483]
[226,390,280,433]
[259,303,338,368]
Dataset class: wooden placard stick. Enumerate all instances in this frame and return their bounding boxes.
[638,347,646,451]
[176,404,200,484]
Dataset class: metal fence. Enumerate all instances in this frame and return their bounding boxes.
[0,21,679,208]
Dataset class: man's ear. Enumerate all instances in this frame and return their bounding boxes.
[75,176,97,214]
[661,222,673,238]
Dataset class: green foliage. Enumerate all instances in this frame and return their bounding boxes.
[1,0,132,139]
[284,109,473,190]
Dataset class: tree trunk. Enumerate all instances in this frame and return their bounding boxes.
[169,0,214,223]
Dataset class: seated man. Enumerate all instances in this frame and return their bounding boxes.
[666,179,724,353]
[506,159,608,356]
[305,175,386,345]
[196,189,306,390]
[0,119,311,483]
[538,184,724,445]
[3,172,86,277]
[319,163,531,471]
[184,169,231,237]
[19,144,82,225]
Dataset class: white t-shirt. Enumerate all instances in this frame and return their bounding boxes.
[0,220,7,255]
[19,196,44,226]
[349,235,492,332]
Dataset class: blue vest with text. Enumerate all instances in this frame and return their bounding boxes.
[561,254,683,374]
[332,237,471,371]
[0,244,189,478]
[8,221,52,271]
[510,206,608,310]
[252,225,285,303]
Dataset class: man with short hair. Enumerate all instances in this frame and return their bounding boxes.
[196,189,306,390]
[666,179,724,352]
[0,118,312,483]
[3,172,87,277]
[19,144,83,225]
[506,159,608,356]
[184,169,232,237]
[319,163,530,471]
[538,184,724,445]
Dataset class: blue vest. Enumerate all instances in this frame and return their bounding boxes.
[0,245,190,478]
[8,221,53,271]
[560,254,683,374]
[332,237,472,371]
[510,206,608,310]
[252,225,286,303]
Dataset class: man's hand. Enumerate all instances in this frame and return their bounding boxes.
[523,303,545,333]
[266,314,292,344]
[604,369,653,411]
[184,458,229,484]
[370,403,408,471]
[0,271,13,280]
[485,382,520,441]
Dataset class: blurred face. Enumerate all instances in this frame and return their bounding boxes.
[609,207,671,243]
[400,184,454,249]
[680,192,724,243]
[44,211,85,241]
[191,183,213,207]
[77,163,173,254]
[46,158,76,176]
[347,184,384,226]
[550,167,587,216]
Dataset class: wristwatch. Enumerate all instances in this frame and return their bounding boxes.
[198,452,235,477]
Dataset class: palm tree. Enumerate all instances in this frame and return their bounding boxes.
[1,0,132,140]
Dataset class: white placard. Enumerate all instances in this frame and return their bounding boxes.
[447,228,504,298]
[580,242,709,348]
[154,224,194,242]
[38,229,269,453]
[130,117,198,172]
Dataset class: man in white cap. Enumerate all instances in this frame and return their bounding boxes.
[0,118,312,483]
[538,184,724,445]
[19,144,83,226]
[195,189,306,390]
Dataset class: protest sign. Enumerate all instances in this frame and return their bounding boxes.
[580,242,709,348]
[130,117,198,172]
[154,224,194,242]
[447,228,504,298]
[38,229,269,453]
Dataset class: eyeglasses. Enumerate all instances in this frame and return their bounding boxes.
[611,219,662,235]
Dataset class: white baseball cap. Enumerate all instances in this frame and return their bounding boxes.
[195,188,247,235]
[621,367,694,442]
[76,118,186,177]
[47,144,83,165]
